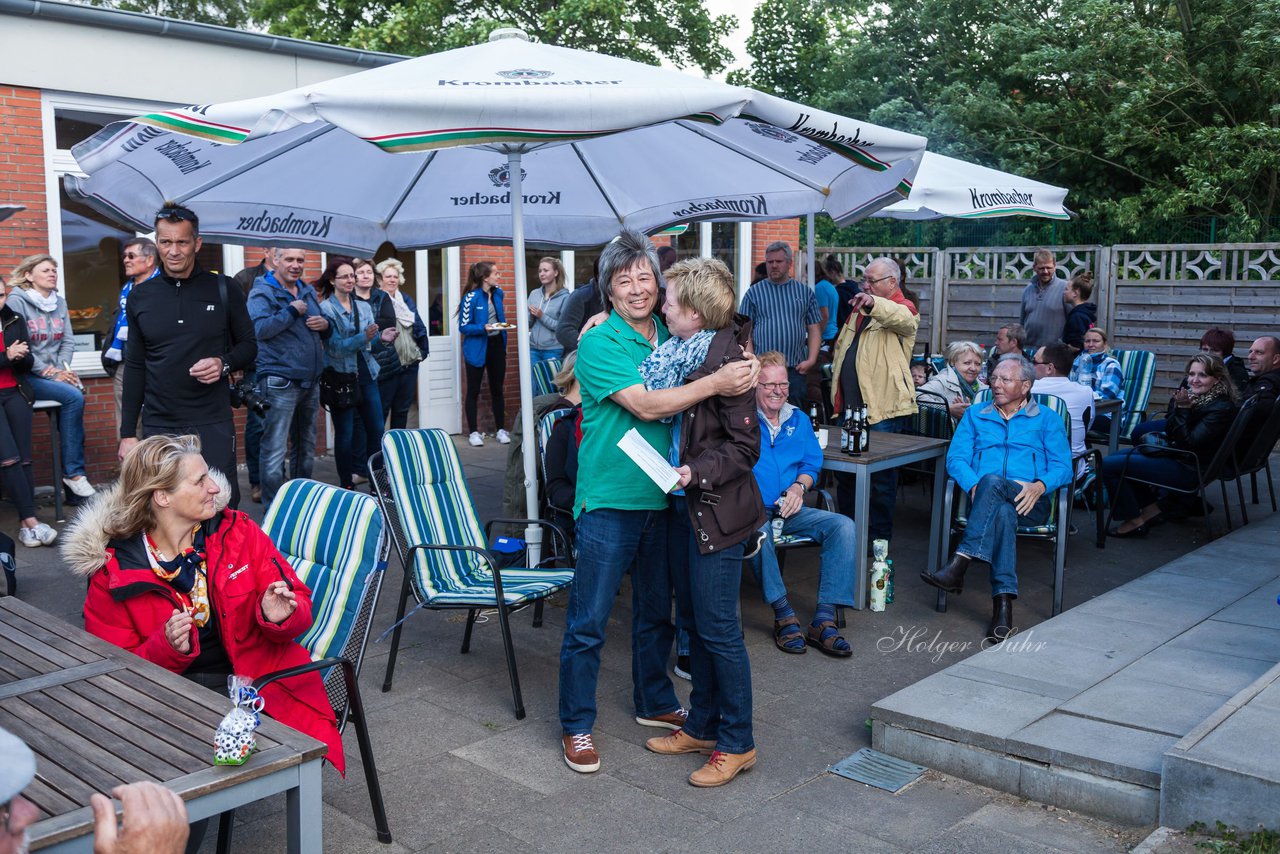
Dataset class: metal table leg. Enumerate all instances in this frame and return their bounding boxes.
[286,758,324,854]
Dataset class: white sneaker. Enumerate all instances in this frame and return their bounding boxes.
[63,476,96,498]
[19,523,56,547]
[468,432,485,447]
[496,429,512,444]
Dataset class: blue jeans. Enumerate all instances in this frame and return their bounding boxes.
[1101,448,1200,521]
[668,500,753,753]
[958,474,1052,598]
[27,376,86,478]
[747,506,857,606]
[559,507,678,735]
[530,348,562,364]
[1129,419,1166,445]
[332,362,384,488]
[242,369,263,486]
[259,376,320,505]
[837,414,911,541]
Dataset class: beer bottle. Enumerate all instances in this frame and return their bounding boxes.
[859,405,870,452]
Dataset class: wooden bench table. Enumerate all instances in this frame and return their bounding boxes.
[0,597,325,853]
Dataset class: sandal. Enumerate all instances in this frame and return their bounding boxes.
[773,617,807,654]
[806,620,853,658]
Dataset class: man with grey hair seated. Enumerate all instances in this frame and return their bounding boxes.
[984,322,1027,383]
[558,228,758,775]
[919,354,1072,643]
[740,240,821,405]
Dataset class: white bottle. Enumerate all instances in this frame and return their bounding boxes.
[869,560,889,612]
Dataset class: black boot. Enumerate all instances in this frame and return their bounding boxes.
[986,594,1015,644]
[920,553,970,594]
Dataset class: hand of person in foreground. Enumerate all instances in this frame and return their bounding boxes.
[709,354,760,397]
[260,580,297,624]
[577,311,610,339]
[90,782,189,854]
[1013,479,1045,516]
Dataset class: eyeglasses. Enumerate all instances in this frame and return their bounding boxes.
[334,274,355,281]
[759,382,789,392]
[861,274,894,287]
[989,375,1024,385]
[122,252,145,260]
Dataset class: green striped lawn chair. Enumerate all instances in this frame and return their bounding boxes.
[935,392,1076,617]
[372,428,573,720]
[1100,349,1157,443]
[531,356,563,398]
[230,479,392,845]
[535,406,575,521]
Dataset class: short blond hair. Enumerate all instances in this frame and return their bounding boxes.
[552,350,577,393]
[663,257,735,330]
[375,257,405,279]
[758,351,787,371]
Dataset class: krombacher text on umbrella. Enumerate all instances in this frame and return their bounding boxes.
[969,188,1035,209]
[236,211,334,237]
[670,195,769,218]
[451,191,562,206]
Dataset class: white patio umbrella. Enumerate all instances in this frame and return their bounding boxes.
[0,205,24,223]
[850,151,1071,222]
[66,29,927,543]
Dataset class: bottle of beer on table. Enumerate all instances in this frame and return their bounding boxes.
[847,407,862,457]
[859,405,870,452]
[841,406,854,454]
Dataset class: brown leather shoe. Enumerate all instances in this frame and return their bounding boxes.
[251,485,262,504]
[920,553,970,594]
[562,733,600,773]
[689,749,757,787]
[635,707,688,730]
[646,729,716,755]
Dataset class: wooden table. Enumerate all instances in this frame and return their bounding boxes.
[1094,396,1123,453]
[0,597,325,854]
[819,430,951,609]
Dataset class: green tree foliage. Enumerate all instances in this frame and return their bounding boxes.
[248,0,737,75]
[746,0,1280,240]
[79,0,253,28]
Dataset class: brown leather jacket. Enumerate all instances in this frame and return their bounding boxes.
[676,316,766,554]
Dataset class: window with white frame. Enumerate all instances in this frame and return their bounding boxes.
[43,93,235,372]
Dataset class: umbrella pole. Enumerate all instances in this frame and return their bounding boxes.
[806,213,816,287]
[507,150,543,565]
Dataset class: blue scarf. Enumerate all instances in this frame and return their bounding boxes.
[639,329,715,392]
[104,268,159,363]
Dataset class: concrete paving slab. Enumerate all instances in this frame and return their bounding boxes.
[1068,588,1223,632]
[1080,570,1256,613]
[912,823,1076,854]
[1022,610,1185,653]
[963,799,1139,852]
[1058,676,1231,737]
[1155,544,1280,586]
[1208,579,1280,629]
[1177,704,1280,781]
[872,672,1062,750]
[492,773,716,852]
[1111,645,1276,698]
[953,637,1148,697]
[609,720,836,821]
[772,770,992,849]
[663,797,904,854]
[321,753,544,850]
[1166,619,1280,662]
[419,819,544,854]
[1018,761,1160,826]
[1008,712,1179,787]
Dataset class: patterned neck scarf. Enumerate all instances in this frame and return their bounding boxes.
[640,329,715,392]
[145,527,211,627]
[1188,382,1228,409]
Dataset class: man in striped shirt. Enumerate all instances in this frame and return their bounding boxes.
[740,241,821,406]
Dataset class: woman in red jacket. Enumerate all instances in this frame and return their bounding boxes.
[62,435,343,774]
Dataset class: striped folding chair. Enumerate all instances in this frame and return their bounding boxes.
[531,356,563,398]
[372,428,573,719]
[218,479,393,850]
[1096,349,1156,443]
[535,406,575,522]
[934,392,1076,617]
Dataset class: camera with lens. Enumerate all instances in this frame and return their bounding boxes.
[229,378,270,415]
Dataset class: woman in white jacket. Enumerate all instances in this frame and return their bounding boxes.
[918,340,986,421]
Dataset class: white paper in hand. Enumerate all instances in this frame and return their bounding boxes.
[617,428,680,493]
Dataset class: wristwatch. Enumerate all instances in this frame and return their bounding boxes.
[793,481,809,494]
[220,358,232,378]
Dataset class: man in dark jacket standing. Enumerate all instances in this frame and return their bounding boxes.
[248,247,328,506]
[118,206,256,508]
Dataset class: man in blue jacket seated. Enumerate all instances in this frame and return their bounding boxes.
[920,353,1072,643]
[748,352,856,658]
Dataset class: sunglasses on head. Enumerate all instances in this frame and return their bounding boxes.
[156,206,197,224]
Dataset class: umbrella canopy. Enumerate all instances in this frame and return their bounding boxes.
[66,35,925,251]
[65,29,927,543]
[0,204,24,223]
[854,151,1070,222]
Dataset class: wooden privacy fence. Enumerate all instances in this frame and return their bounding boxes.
[820,243,1278,404]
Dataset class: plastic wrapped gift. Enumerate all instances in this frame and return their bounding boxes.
[214,676,264,766]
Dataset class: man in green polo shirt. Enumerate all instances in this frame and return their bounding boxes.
[559,229,758,774]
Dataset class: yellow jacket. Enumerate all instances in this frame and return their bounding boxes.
[830,292,919,425]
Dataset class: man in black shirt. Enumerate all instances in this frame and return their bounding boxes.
[118,205,256,507]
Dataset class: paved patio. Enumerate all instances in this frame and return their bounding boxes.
[12,436,1276,852]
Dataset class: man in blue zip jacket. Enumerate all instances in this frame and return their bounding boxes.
[920,353,1072,643]
[748,352,856,658]
[248,247,329,506]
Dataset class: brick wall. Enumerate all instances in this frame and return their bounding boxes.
[750,219,802,275]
